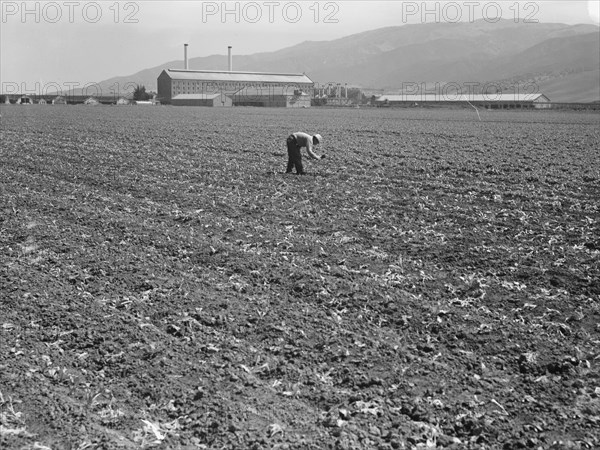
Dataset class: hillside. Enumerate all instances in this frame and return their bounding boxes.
[483,32,600,101]
[537,69,600,103]
[91,20,599,102]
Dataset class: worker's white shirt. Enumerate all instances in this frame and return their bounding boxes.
[293,132,320,160]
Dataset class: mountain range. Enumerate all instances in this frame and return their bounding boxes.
[98,19,599,102]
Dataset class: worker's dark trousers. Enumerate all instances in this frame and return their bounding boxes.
[286,135,305,174]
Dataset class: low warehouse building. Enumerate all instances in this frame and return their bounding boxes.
[375,93,551,109]
[231,86,311,108]
[157,69,314,107]
[172,93,232,107]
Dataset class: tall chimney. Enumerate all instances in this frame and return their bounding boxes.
[345,83,348,99]
[184,44,188,70]
[228,46,232,72]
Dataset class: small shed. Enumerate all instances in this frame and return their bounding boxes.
[84,97,100,105]
[38,98,47,105]
[16,96,33,105]
[171,93,232,107]
[52,96,67,105]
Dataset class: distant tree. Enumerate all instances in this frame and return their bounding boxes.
[311,97,327,106]
[346,88,367,104]
[133,85,151,101]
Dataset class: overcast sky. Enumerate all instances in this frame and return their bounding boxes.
[1,1,599,92]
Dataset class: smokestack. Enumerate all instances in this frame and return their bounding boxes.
[184,44,188,70]
[345,83,348,99]
[228,46,232,72]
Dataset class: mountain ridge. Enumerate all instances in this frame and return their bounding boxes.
[85,20,600,102]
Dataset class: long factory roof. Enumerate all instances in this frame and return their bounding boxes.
[377,93,550,103]
[161,69,314,85]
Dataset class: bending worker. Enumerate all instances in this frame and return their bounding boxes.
[285,132,325,175]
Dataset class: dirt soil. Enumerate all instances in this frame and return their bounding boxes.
[1,106,599,450]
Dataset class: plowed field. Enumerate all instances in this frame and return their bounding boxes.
[1,105,599,449]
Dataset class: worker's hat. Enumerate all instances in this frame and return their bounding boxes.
[313,134,323,144]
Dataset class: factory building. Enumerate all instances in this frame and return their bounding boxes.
[157,45,314,107]
[375,93,551,109]
[157,69,313,107]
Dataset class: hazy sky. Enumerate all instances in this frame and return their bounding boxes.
[1,1,599,92]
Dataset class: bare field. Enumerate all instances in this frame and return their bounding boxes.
[1,105,599,449]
